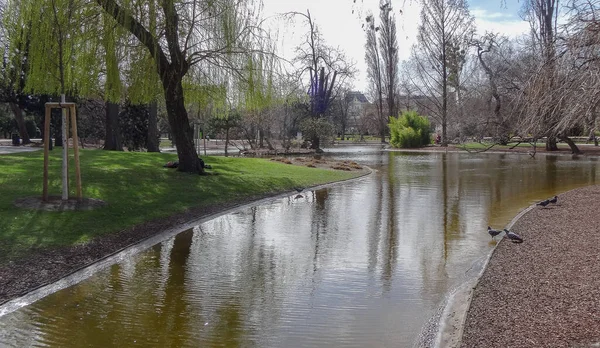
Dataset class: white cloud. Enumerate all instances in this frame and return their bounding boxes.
[471,8,514,20]
[471,7,530,37]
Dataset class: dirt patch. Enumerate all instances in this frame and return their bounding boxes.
[14,196,107,211]
[270,157,366,172]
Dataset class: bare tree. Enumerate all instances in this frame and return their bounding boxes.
[526,0,600,152]
[332,84,355,140]
[471,33,512,143]
[520,0,563,151]
[364,12,385,143]
[412,0,474,146]
[379,0,400,121]
[287,9,354,149]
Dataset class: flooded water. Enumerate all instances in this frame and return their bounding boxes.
[1,150,599,347]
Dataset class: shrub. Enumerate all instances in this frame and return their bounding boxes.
[388,111,431,148]
[299,117,335,149]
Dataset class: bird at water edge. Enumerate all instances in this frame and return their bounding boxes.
[536,199,550,207]
[549,195,558,204]
[487,226,502,240]
[503,229,523,243]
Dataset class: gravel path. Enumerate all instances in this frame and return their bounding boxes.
[461,185,600,348]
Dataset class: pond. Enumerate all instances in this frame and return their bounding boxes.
[1,150,598,347]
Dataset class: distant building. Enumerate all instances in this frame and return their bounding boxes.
[346,91,370,131]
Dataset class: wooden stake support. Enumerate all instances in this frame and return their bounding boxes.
[42,102,82,201]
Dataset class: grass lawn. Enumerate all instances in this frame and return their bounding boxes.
[0,150,360,260]
[159,138,173,148]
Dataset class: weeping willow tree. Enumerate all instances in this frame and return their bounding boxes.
[15,0,101,98]
[117,0,164,153]
[1,2,33,145]
[4,0,101,199]
[241,44,277,150]
[95,0,263,173]
[184,73,229,152]
[102,12,124,151]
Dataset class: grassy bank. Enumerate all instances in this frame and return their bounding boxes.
[0,150,360,260]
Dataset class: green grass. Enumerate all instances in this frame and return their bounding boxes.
[159,139,173,148]
[0,150,359,261]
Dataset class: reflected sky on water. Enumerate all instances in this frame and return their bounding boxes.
[1,150,598,347]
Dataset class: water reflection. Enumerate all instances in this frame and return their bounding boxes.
[1,151,598,347]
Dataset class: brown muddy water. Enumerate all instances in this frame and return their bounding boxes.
[1,149,599,347]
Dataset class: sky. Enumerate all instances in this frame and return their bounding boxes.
[261,0,532,92]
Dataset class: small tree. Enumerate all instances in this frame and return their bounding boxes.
[412,0,474,146]
[389,111,431,148]
[299,117,335,151]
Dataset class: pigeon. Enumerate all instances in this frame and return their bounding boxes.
[549,195,558,204]
[536,199,550,207]
[487,226,502,240]
[294,187,304,193]
[503,229,523,243]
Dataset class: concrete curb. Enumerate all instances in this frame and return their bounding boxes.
[0,168,373,317]
[433,203,537,348]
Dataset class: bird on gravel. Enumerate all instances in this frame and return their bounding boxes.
[487,226,503,240]
[503,229,523,243]
[549,195,558,204]
[536,199,550,207]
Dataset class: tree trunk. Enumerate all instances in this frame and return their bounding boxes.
[225,127,229,157]
[9,102,31,144]
[558,135,581,154]
[53,112,62,148]
[311,134,321,150]
[440,35,449,147]
[147,101,160,152]
[380,113,386,143]
[546,136,558,151]
[95,0,201,174]
[164,80,203,174]
[104,101,122,151]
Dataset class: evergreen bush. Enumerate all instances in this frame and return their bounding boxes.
[388,111,431,148]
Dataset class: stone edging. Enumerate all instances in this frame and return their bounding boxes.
[0,168,373,317]
[432,202,537,348]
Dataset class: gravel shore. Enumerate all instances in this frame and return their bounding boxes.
[461,185,600,347]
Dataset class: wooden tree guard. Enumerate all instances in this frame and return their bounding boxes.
[43,102,83,201]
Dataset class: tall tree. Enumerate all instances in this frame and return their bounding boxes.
[95,0,261,173]
[333,85,354,140]
[520,0,563,151]
[472,33,511,143]
[0,11,32,145]
[102,13,123,151]
[412,0,474,146]
[289,9,354,149]
[364,12,385,143]
[378,0,399,122]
